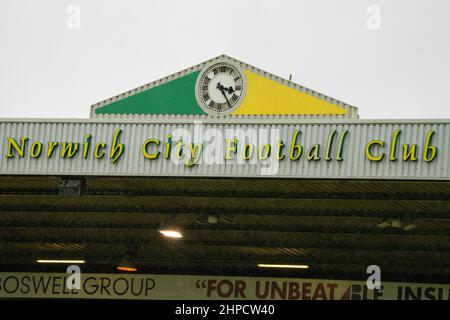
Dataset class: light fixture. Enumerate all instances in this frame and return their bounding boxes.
[159,225,184,238]
[377,218,416,231]
[402,224,417,231]
[376,221,391,228]
[37,259,86,264]
[117,255,137,272]
[194,215,232,225]
[377,218,398,229]
[257,264,309,269]
[207,215,218,224]
[158,217,184,238]
[391,218,402,228]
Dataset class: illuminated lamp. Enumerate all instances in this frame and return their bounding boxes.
[117,255,137,272]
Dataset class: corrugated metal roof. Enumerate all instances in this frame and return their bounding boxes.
[0,175,449,283]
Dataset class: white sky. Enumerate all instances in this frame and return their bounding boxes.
[0,0,449,119]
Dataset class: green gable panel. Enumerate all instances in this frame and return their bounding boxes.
[95,71,206,115]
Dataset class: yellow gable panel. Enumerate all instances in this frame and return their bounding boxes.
[233,70,347,115]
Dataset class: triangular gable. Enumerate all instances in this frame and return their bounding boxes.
[91,55,357,118]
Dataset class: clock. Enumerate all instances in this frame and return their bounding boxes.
[195,60,246,115]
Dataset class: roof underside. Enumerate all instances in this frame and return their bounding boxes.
[0,176,449,284]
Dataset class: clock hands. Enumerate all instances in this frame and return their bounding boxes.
[217,83,235,94]
[224,86,235,94]
[216,82,232,108]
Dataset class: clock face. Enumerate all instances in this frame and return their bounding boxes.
[195,61,246,115]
